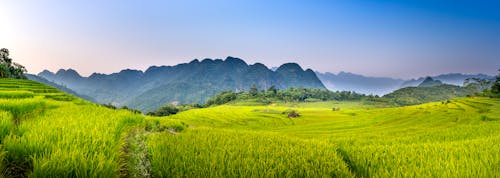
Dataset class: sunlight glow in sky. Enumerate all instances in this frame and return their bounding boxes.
[1,0,499,79]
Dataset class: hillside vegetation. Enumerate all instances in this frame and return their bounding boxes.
[0,79,499,177]
[382,83,477,105]
[201,82,476,109]
[152,97,500,177]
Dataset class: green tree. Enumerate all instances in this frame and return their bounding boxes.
[267,85,277,97]
[491,69,500,95]
[249,84,258,97]
[464,77,492,92]
[147,104,179,116]
[0,48,27,79]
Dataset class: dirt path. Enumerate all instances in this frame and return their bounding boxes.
[121,130,152,178]
[336,148,366,177]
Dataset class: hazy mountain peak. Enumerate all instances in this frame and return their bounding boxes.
[224,56,247,66]
[118,69,143,74]
[55,69,81,78]
[338,71,351,75]
[38,69,54,76]
[276,63,303,72]
[89,73,106,79]
[189,59,200,64]
[315,71,407,95]
[251,63,268,70]
[145,65,172,73]
[225,56,243,61]
[418,77,443,87]
[201,58,214,63]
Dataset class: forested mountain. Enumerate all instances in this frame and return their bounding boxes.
[418,77,443,87]
[36,57,325,111]
[381,79,477,106]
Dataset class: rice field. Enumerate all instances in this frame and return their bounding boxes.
[151,96,500,177]
[0,78,499,177]
[0,79,145,177]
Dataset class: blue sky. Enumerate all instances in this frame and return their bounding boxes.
[1,0,499,79]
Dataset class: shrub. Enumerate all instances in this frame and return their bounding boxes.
[147,104,179,117]
[282,109,300,118]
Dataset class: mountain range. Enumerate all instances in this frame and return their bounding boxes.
[36,57,325,111]
[316,72,493,95]
[32,56,493,111]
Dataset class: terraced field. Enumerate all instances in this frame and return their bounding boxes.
[0,79,149,177]
[151,98,500,177]
[0,78,499,177]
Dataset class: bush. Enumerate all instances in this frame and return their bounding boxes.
[147,104,179,117]
[282,109,300,118]
[145,120,187,132]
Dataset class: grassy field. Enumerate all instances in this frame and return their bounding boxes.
[0,78,499,177]
[0,79,147,177]
[151,97,500,177]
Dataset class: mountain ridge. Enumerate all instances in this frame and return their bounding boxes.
[316,71,493,95]
[418,77,443,87]
[36,57,325,111]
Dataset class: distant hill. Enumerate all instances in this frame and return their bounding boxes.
[316,71,493,95]
[382,84,476,106]
[418,77,443,87]
[37,56,325,111]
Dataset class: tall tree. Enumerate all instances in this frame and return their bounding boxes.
[249,84,258,96]
[491,69,500,95]
[0,48,27,79]
[267,85,277,96]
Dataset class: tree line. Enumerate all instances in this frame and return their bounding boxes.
[205,85,371,106]
[0,48,27,79]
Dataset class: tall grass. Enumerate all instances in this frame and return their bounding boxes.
[1,104,145,177]
[148,97,500,177]
[148,127,353,177]
[0,79,146,177]
[0,91,34,99]
[1,78,499,177]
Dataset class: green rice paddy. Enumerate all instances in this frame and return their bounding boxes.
[0,78,498,177]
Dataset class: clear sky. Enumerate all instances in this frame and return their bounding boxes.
[1,0,499,79]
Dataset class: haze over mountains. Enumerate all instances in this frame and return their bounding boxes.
[37,57,325,111]
[316,72,493,95]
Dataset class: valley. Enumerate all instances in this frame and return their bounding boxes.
[0,78,498,177]
[2,1,500,177]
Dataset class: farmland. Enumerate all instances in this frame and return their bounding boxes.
[151,98,500,177]
[0,78,499,177]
